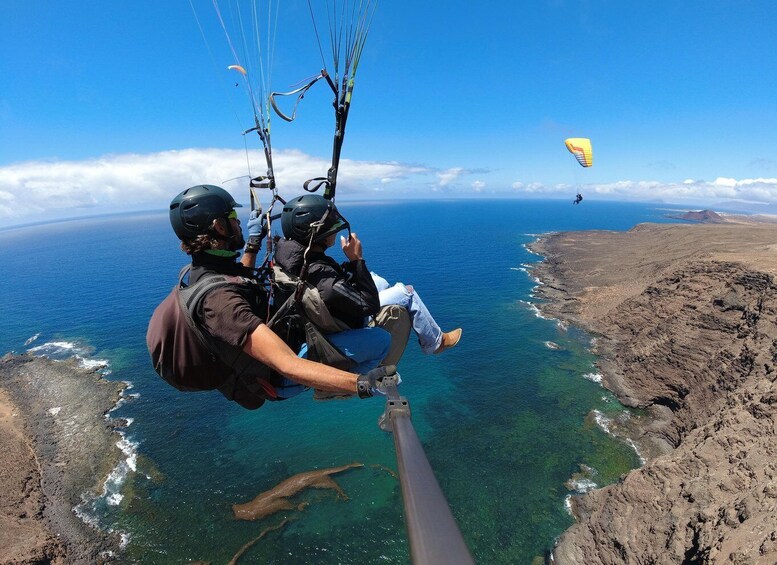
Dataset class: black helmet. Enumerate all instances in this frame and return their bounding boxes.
[281,194,349,243]
[169,184,242,241]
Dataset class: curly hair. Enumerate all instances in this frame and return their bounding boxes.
[180,233,222,255]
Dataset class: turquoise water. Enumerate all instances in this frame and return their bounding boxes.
[0,200,682,563]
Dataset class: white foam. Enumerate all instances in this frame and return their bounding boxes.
[627,439,647,465]
[24,333,40,346]
[27,340,111,374]
[522,243,542,257]
[117,436,138,473]
[592,410,645,463]
[519,300,547,319]
[592,409,612,434]
[28,340,80,354]
[564,495,573,516]
[73,501,101,528]
[78,356,110,370]
[583,372,603,384]
[568,477,598,493]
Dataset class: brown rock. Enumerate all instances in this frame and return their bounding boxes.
[0,353,126,563]
[529,220,777,563]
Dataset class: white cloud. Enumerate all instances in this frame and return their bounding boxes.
[503,176,777,204]
[5,147,777,227]
[436,167,464,187]
[0,148,433,226]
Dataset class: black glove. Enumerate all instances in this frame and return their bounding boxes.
[357,365,400,398]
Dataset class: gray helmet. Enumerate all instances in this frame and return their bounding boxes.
[169,184,242,241]
[281,194,349,243]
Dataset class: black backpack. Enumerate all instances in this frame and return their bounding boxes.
[146,267,257,392]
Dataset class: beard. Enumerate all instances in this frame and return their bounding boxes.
[227,230,246,251]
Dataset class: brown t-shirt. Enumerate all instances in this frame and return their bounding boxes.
[188,253,266,349]
[200,285,264,348]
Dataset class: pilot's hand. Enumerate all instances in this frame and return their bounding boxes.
[246,210,266,251]
[341,232,363,261]
[356,365,401,398]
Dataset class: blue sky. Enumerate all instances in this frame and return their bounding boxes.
[2,1,777,226]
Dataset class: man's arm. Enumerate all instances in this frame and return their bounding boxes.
[242,324,359,393]
[240,249,258,269]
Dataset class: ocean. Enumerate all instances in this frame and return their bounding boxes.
[0,199,683,563]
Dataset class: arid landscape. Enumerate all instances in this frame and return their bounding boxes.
[530,216,777,563]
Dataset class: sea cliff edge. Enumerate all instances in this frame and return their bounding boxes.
[529,219,777,563]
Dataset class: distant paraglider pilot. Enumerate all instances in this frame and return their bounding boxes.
[565,138,591,207]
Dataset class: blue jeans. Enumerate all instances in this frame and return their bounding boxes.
[297,327,391,374]
[371,273,442,354]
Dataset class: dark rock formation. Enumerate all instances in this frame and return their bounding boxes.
[668,209,726,223]
[0,353,126,564]
[529,223,777,563]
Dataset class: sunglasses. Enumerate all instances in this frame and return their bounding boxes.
[227,210,238,220]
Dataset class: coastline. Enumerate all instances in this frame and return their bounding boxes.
[0,353,126,563]
[528,219,777,563]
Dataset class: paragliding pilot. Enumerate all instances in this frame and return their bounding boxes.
[146,184,398,409]
[574,193,583,205]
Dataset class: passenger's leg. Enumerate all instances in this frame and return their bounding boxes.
[371,272,390,292]
[378,283,443,354]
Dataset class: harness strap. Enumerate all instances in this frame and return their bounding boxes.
[176,266,278,399]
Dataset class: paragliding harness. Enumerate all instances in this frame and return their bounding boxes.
[268,267,357,372]
[146,266,280,401]
[265,213,358,372]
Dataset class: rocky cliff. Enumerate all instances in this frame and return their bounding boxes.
[0,354,126,564]
[530,222,777,564]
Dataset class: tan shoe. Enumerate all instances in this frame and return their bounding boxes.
[434,328,462,354]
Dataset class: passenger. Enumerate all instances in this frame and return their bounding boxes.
[275,194,462,357]
[155,184,395,408]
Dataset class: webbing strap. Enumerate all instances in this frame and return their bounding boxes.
[269,72,328,123]
[176,266,243,354]
[176,266,277,401]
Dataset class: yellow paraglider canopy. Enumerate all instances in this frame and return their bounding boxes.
[564,138,593,168]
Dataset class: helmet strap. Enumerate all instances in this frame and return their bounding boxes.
[210,217,246,251]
